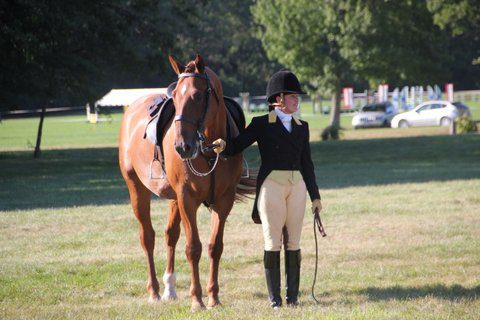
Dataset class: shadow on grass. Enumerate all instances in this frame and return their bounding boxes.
[1,134,479,210]
[361,284,480,301]
[0,147,129,211]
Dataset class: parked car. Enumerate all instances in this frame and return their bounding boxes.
[391,100,470,128]
[352,102,396,129]
[452,102,472,118]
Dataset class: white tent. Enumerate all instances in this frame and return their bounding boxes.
[96,88,167,107]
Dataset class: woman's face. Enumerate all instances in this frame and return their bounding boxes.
[276,94,299,114]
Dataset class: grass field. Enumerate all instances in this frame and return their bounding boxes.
[1,107,480,319]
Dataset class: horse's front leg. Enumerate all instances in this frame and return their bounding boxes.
[206,210,228,308]
[206,189,235,308]
[162,200,181,301]
[178,195,205,311]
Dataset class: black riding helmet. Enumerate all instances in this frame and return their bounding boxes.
[266,69,306,104]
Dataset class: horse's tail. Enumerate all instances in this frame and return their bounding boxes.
[235,171,257,202]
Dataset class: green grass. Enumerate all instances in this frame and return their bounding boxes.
[1,99,478,151]
[1,106,480,319]
[0,114,120,150]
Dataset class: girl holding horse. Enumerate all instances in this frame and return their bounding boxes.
[214,70,322,308]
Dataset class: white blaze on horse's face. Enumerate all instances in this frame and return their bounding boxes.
[173,78,203,160]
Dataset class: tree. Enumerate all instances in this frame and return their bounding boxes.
[252,0,450,137]
[427,0,480,89]
[343,1,449,87]
[171,0,281,96]
[0,0,180,157]
[252,0,353,132]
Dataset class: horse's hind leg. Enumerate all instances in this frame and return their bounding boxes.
[124,173,160,302]
[161,199,181,301]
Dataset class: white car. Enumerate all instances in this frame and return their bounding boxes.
[391,100,460,128]
[352,102,396,129]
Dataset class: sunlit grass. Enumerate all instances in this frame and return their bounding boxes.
[1,102,479,319]
[1,180,479,319]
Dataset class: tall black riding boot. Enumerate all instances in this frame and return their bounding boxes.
[285,249,301,306]
[264,250,282,308]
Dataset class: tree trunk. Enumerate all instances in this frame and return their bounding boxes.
[321,83,342,141]
[33,104,46,158]
[329,85,341,129]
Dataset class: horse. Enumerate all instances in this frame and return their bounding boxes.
[118,54,253,310]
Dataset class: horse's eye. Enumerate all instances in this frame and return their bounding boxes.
[193,92,203,102]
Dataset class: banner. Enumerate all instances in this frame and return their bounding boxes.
[427,85,434,100]
[417,86,424,104]
[392,88,399,111]
[342,87,353,109]
[401,86,409,110]
[409,86,416,109]
[445,83,454,102]
[378,84,389,102]
[434,85,442,100]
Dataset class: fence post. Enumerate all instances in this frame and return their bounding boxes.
[450,120,456,135]
[240,92,250,113]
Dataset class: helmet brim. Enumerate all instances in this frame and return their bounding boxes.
[267,90,306,103]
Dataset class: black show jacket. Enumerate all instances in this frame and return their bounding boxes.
[224,111,320,223]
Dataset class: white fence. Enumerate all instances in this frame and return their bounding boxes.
[240,89,480,114]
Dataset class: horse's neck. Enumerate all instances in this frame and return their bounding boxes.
[205,105,227,141]
[205,70,227,140]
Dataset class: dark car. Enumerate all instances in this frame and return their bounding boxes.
[452,102,472,117]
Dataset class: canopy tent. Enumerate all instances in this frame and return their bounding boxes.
[96,88,167,107]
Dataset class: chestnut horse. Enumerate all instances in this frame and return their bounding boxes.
[119,54,252,310]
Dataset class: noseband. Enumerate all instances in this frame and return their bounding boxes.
[174,72,219,152]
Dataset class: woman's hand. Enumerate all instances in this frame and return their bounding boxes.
[311,199,322,214]
[212,138,226,154]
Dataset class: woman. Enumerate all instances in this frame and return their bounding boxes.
[214,70,322,308]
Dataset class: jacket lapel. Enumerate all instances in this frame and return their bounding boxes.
[287,117,303,149]
[268,111,304,150]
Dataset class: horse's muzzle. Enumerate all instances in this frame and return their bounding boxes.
[174,140,199,160]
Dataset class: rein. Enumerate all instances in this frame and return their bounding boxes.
[311,209,327,303]
[175,71,221,177]
[186,152,220,177]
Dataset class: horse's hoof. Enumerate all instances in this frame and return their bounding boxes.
[148,294,161,304]
[190,301,206,312]
[207,298,222,309]
[161,290,178,301]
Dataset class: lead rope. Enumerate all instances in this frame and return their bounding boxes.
[311,209,327,303]
[185,152,220,177]
[185,138,221,177]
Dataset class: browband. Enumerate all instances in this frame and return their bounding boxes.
[178,72,209,79]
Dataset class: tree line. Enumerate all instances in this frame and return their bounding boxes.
[1,0,479,154]
[2,0,478,111]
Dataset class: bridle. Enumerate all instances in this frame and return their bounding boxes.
[174,71,221,176]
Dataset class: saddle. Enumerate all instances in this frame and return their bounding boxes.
[144,94,245,178]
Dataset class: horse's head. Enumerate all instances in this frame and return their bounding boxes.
[168,54,221,160]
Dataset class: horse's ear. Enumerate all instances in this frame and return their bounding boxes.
[169,55,185,75]
[194,54,205,74]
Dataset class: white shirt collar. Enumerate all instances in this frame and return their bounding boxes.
[274,107,292,122]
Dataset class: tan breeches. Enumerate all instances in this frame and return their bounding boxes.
[258,177,307,251]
